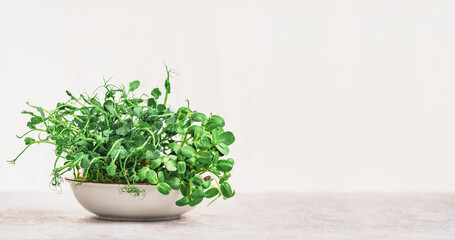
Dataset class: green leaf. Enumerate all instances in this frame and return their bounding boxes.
[164,160,177,171]
[211,129,219,145]
[110,145,128,160]
[180,182,190,196]
[157,171,165,182]
[104,100,115,114]
[190,112,207,122]
[205,121,218,132]
[194,127,204,140]
[201,136,212,148]
[220,172,231,183]
[133,106,142,116]
[165,115,176,124]
[103,130,111,137]
[145,151,160,160]
[157,104,166,112]
[216,143,229,155]
[165,76,171,94]
[190,187,204,199]
[90,98,102,108]
[219,132,235,146]
[177,107,190,121]
[24,137,35,145]
[220,182,235,198]
[202,179,211,189]
[149,159,162,169]
[151,88,161,99]
[175,127,185,136]
[186,157,196,166]
[106,163,117,176]
[193,141,205,149]
[211,115,225,128]
[157,182,171,195]
[166,177,180,190]
[160,155,170,162]
[180,145,196,158]
[21,110,35,116]
[80,155,90,169]
[138,166,150,181]
[187,171,196,179]
[187,125,199,134]
[176,196,189,206]
[36,107,45,117]
[147,98,157,108]
[196,152,212,164]
[191,175,203,187]
[206,115,225,131]
[146,169,158,184]
[216,159,234,172]
[177,161,186,174]
[131,99,144,105]
[65,90,75,99]
[205,187,219,198]
[189,197,203,207]
[129,80,140,92]
[169,142,181,153]
[213,151,220,162]
[133,135,146,147]
[115,125,130,136]
[30,116,42,124]
[75,152,84,160]
[27,121,36,130]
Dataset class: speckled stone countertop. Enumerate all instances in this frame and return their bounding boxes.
[1,192,455,239]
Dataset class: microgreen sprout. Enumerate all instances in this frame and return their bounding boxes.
[10,66,236,206]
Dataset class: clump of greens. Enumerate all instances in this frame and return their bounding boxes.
[9,66,235,207]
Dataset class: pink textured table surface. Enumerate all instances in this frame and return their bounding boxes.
[1,192,455,239]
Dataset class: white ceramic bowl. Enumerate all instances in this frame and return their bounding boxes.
[66,178,193,221]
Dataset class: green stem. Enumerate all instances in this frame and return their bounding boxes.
[106,139,124,163]
[164,93,169,106]
[143,129,155,146]
[54,155,84,172]
[53,155,61,169]
[207,178,222,206]
[16,129,47,139]
[180,134,188,147]
[70,114,83,122]
[34,140,57,145]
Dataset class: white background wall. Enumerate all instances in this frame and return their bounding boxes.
[1,0,455,192]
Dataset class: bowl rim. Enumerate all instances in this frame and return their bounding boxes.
[64,177,158,186]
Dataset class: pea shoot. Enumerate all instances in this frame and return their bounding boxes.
[9,66,236,207]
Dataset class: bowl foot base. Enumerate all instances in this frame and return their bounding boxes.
[96,215,181,222]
